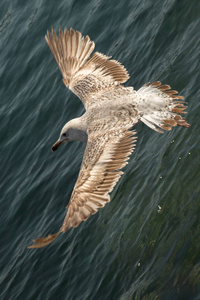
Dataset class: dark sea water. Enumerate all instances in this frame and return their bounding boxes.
[1,0,200,299]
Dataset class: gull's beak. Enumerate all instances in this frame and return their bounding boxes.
[52,140,63,152]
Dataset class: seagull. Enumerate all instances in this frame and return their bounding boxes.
[28,27,189,248]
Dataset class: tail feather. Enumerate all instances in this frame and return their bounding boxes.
[137,81,190,133]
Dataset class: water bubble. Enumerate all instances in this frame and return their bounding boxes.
[157,205,162,213]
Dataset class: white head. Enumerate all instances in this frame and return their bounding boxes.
[52,118,87,152]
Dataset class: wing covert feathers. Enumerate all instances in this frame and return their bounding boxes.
[60,130,136,232]
[85,52,130,84]
[29,29,190,249]
[45,28,130,107]
[137,81,190,133]
[28,130,136,248]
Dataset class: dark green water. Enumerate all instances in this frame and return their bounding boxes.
[1,0,200,299]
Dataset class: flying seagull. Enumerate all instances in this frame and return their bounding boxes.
[28,27,189,248]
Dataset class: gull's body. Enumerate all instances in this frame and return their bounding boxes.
[29,28,189,248]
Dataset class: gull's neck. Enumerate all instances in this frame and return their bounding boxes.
[64,116,88,142]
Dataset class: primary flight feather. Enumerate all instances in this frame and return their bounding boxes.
[28,27,189,248]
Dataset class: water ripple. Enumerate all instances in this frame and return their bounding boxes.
[1,0,200,299]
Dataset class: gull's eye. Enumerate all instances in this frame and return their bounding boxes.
[63,133,66,137]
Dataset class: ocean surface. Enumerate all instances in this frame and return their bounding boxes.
[1,0,200,299]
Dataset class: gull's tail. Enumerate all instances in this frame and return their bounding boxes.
[136,81,190,133]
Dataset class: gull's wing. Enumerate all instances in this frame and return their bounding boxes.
[28,126,136,248]
[46,27,130,109]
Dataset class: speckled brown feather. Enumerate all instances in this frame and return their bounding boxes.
[28,28,190,249]
[60,130,136,232]
[138,82,190,132]
[45,28,129,108]
[29,129,136,248]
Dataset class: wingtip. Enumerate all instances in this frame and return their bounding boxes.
[28,232,60,249]
[51,27,56,37]
[70,27,75,36]
[59,26,63,37]
[45,29,50,41]
[45,34,49,43]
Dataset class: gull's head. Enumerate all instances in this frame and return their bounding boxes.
[52,118,87,152]
[51,123,70,152]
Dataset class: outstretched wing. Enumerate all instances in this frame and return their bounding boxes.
[28,125,136,248]
[60,129,136,232]
[46,27,130,108]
